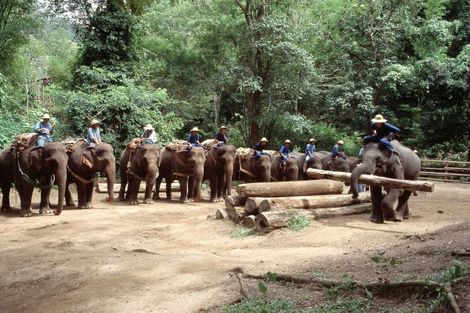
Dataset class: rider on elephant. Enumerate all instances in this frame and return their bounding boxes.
[214,125,228,144]
[87,119,102,147]
[253,137,269,159]
[34,113,54,147]
[279,139,292,167]
[187,127,201,146]
[332,140,346,159]
[303,138,318,172]
[141,124,157,144]
[363,114,400,156]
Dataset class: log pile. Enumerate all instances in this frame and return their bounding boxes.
[215,179,372,233]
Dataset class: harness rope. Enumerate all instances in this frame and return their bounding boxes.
[16,154,55,189]
[67,164,95,185]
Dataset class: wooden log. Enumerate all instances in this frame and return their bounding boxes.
[215,208,229,220]
[255,204,372,233]
[96,182,180,193]
[225,195,247,211]
[225,205,245,224]
[306,169,434,192]
[258,193,371,212]
[242,215,256,228]
[244,197,265,214]
[236,179,344,197]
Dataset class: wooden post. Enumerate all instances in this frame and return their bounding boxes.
[236,179,344,197]
[306,169,434,192]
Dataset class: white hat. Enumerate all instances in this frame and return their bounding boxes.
[309,138,316,142]
[90,119,100,126]
[284,139,291,144]
[42,113,51,119]
[144,124,154,130]
[260,137,268,142]
[190,127,200,132]
[220,125,227,130]
[337,140,344,145]
[371,114,387,123]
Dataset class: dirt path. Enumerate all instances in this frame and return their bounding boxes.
[0,182,469,313]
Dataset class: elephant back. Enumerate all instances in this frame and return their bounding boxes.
[14,133,38,152]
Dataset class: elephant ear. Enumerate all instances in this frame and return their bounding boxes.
[81,151,94,169]
[28,147,43,166]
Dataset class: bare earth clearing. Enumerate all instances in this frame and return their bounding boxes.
[0,182,469,312]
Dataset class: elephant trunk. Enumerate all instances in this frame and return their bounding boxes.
[224,159,234,196]
[194,165,204,199]
[147,163,158,186]
[54,160,67,215]
[105,162,116,202]
[350,161,374,199]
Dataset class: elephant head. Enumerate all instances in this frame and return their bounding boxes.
[210,144,236,196]
[174,145,206,200]
[271,155,298,181]
[132,143,161,184]
[252,154,272,182]
[81,143,116,202]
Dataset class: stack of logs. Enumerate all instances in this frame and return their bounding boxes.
[216,179,372,233]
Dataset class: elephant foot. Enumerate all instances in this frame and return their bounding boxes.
[193,197,204,202]
[152,194,160,201]
[210,198,217,203]
[85,203,93,209]
[384,211,403,222]
[53,208,62,216]
[369,214,384,224]
[78,203,87,210]
[179,198,189,203]
[66,201,76,207]
[20,209,33,217]
[129,200,139,205]
[143,198,153,204]
[117,197,125,202]
[39,207,53,215]
[1,206,12,212]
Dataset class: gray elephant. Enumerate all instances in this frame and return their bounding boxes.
[271,154,298,181]
[0,146,14,212]
[204,143,236,202]
[65,141,115,209]
[290,152,323,180]
[155,142,206,202]
[118,139,161,204]
[350,140,421,223]
[318,151,351,172]
[234,148,272,182]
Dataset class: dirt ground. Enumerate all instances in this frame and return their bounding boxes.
[0,182,469,313]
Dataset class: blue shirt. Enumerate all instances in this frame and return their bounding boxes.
[254,142,267,151]
[372,122,400,138]
[279,145,290,155]
[34,121,53,140]
[332,144,344,158]
[188,133,200,144]
[305,143,316,157]
[214,132,228,144]
[142,130,157,143]
[87,127,101,143]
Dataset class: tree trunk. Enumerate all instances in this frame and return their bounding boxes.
[258,193,371,212]
[244,197,265,214]
[236,179,344,197]
[306,169,434,192]
[242,215,256,228]
[247,90,262,146]
[225,194,247,210]
[216,208,229,220]
[312,203,371,219]
[225,205,245,224]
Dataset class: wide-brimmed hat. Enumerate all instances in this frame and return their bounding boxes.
[337,140,344,145]
[42,113,51,119]
[90,119,100,126]
[144,124,154,130]
[220,125,227,130]
[260,137,268,142]
[371,114,387,123]
[309,138,316,142]
[284,139,291,144]
[190,127,199,132]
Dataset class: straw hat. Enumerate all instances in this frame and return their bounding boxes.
[144,124,154,130]
[190,127,200,132]
[309,138,316,142]
[260,137,268,142]
[90,119,100,126]
[284,139,291,144]
[371,114,387,123]
[337,140,344,145]
[42,113,51,119]
[220,125,227,130]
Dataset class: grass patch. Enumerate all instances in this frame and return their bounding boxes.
[287,214,311,231]
[230,227,258,238]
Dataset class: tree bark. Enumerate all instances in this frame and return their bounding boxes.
[242,215,256,228]
[225,194,247,211]
[306,169,434,192]
[236,179,344,197]
[244,197,265,214]
[216,208,229,220]
[225,205,245,224]
[258,193,371,212]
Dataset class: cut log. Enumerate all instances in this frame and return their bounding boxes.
[242,215,256,228]
[236,179,344,197]
[244,197,265,214]
[255,204,372,233]
[225,205,245,224]
[216,208,229,220]
[306,169,434,192]
[258,193,371,212]
[225,195,247,212]
[96,182,180,193]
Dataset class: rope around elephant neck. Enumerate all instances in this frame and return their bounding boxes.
[16,155,55,189]
[66,163,95,185]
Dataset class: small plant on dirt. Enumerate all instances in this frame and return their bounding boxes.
[287,214,311,231]
[370,251,402,268]
[224,298,295,313]
[230,227,257,238]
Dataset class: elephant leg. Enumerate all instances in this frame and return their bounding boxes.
[128,178,140,205]
[1,186,12,211]
[165,178,173,200]
[153,176,163,200]
[20,185,34,217]
[179,177,189,203]
[370,186,384,223]
[85,183,94,209]
[188,176,195,200]
[217,171,224,200]
[39,189,52,215]
[382,188,402,222]
[144,180,154,204]
[396,190,412,220]
[65,182,75,207]
[209,174,217,202]
[76,183,87,209]
[118,173,128,201]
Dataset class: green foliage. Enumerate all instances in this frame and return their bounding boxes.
[287,214,311,232]
[230,227,257,238]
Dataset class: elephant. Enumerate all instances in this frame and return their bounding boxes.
[290,152,323,180]
[10,142,68,217]
[271,154,299,181]
[118,140,161,204]
[154,143,206,202]
[350,140,421,223]
[234,150,272,182]
[318,151,351,172]
[203,143,236,202]
[65,142,115,209]
[0,147,14,212]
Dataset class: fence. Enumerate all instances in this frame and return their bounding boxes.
[420,159,470,184]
